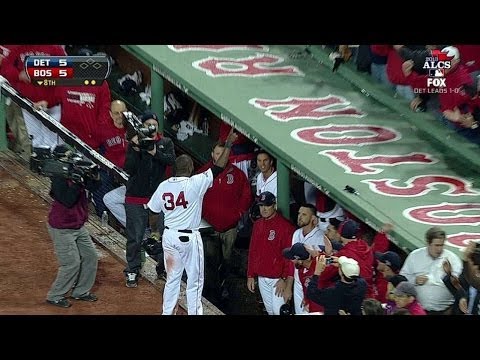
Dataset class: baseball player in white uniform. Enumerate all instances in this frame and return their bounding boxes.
[148,130,237,315]
[255,150,277,197]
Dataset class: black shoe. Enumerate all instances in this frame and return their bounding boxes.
[46,298,72,308]
[71,293,98,302]
[126,272,138,288]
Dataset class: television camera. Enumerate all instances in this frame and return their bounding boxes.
[122,111,156,151]
[30,145,99,183]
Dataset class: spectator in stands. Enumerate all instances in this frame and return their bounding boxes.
[400,226,462,315]
[1,45,66,150]
[375,250,402,303]
[316,219,374,298]
[339,297,385,315]
[0,45,31,159]
[307,255,367,315]
[286,204,332,314]
[282,242,327,314]
[123,111,176,288]
[384,274,408,315]
[361,298,385,315]
[393,281,427,315]
[355,45,372,74]
[91,100,128,217]
[387,46,416,101]
[439,46,480,144]
[396,45,444,113]
[403,46,480,143]
[197,140,253,299]
[456,45,480,81]
[370,45,393,89]
[247,191,296,315]
[460,241,480,315]
[442,258,469,315]
[396,45,442,75]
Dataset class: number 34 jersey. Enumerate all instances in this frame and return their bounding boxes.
[148,169,213,230]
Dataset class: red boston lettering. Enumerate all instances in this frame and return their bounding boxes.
[320,150,436,175]
[362,175,480,197]
[404,202,480,225]
[292,124,398,145]
[250,96,364,122]
[193,54,302,77]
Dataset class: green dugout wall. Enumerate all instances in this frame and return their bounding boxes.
[121,46,480,256]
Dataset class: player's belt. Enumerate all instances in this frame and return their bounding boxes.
[165,226,192,234]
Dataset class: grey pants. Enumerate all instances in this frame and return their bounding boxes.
[47,225,98,301]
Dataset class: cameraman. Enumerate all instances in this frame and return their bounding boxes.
[45,145,101,308]
[123,111,176,288]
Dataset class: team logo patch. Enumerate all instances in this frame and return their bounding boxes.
[226,173,234,185]
[268,230,276,241]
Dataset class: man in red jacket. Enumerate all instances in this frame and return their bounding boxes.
[35,81,112,149]
[317,219,374,298]
[92,100,128,217]
[247,191,296,315]
[197,141,252,298]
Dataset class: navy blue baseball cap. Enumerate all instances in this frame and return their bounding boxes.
[283,243,310,260]
[257,191,276,206]
[338,219,359,239]
[375,251,402,272]
[140,111,159,124]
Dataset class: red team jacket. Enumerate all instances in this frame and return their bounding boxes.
[197,161,252,232]
[318,239,374,298]
[43,81,112,149]
[97,122,127,168]
[247,213,295,279]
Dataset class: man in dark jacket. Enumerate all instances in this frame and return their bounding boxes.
[45,145,101,308]
[306,255,367,315]
[123,111,176,288]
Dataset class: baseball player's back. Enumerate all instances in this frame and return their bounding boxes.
[150,170,213,230]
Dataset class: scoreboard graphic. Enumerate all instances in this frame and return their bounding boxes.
[25,55,111,86]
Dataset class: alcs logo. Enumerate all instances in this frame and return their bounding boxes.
[424,49,455,88]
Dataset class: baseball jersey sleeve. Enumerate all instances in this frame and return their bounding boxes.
[191,168,214,197]
[147,183,164,213]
